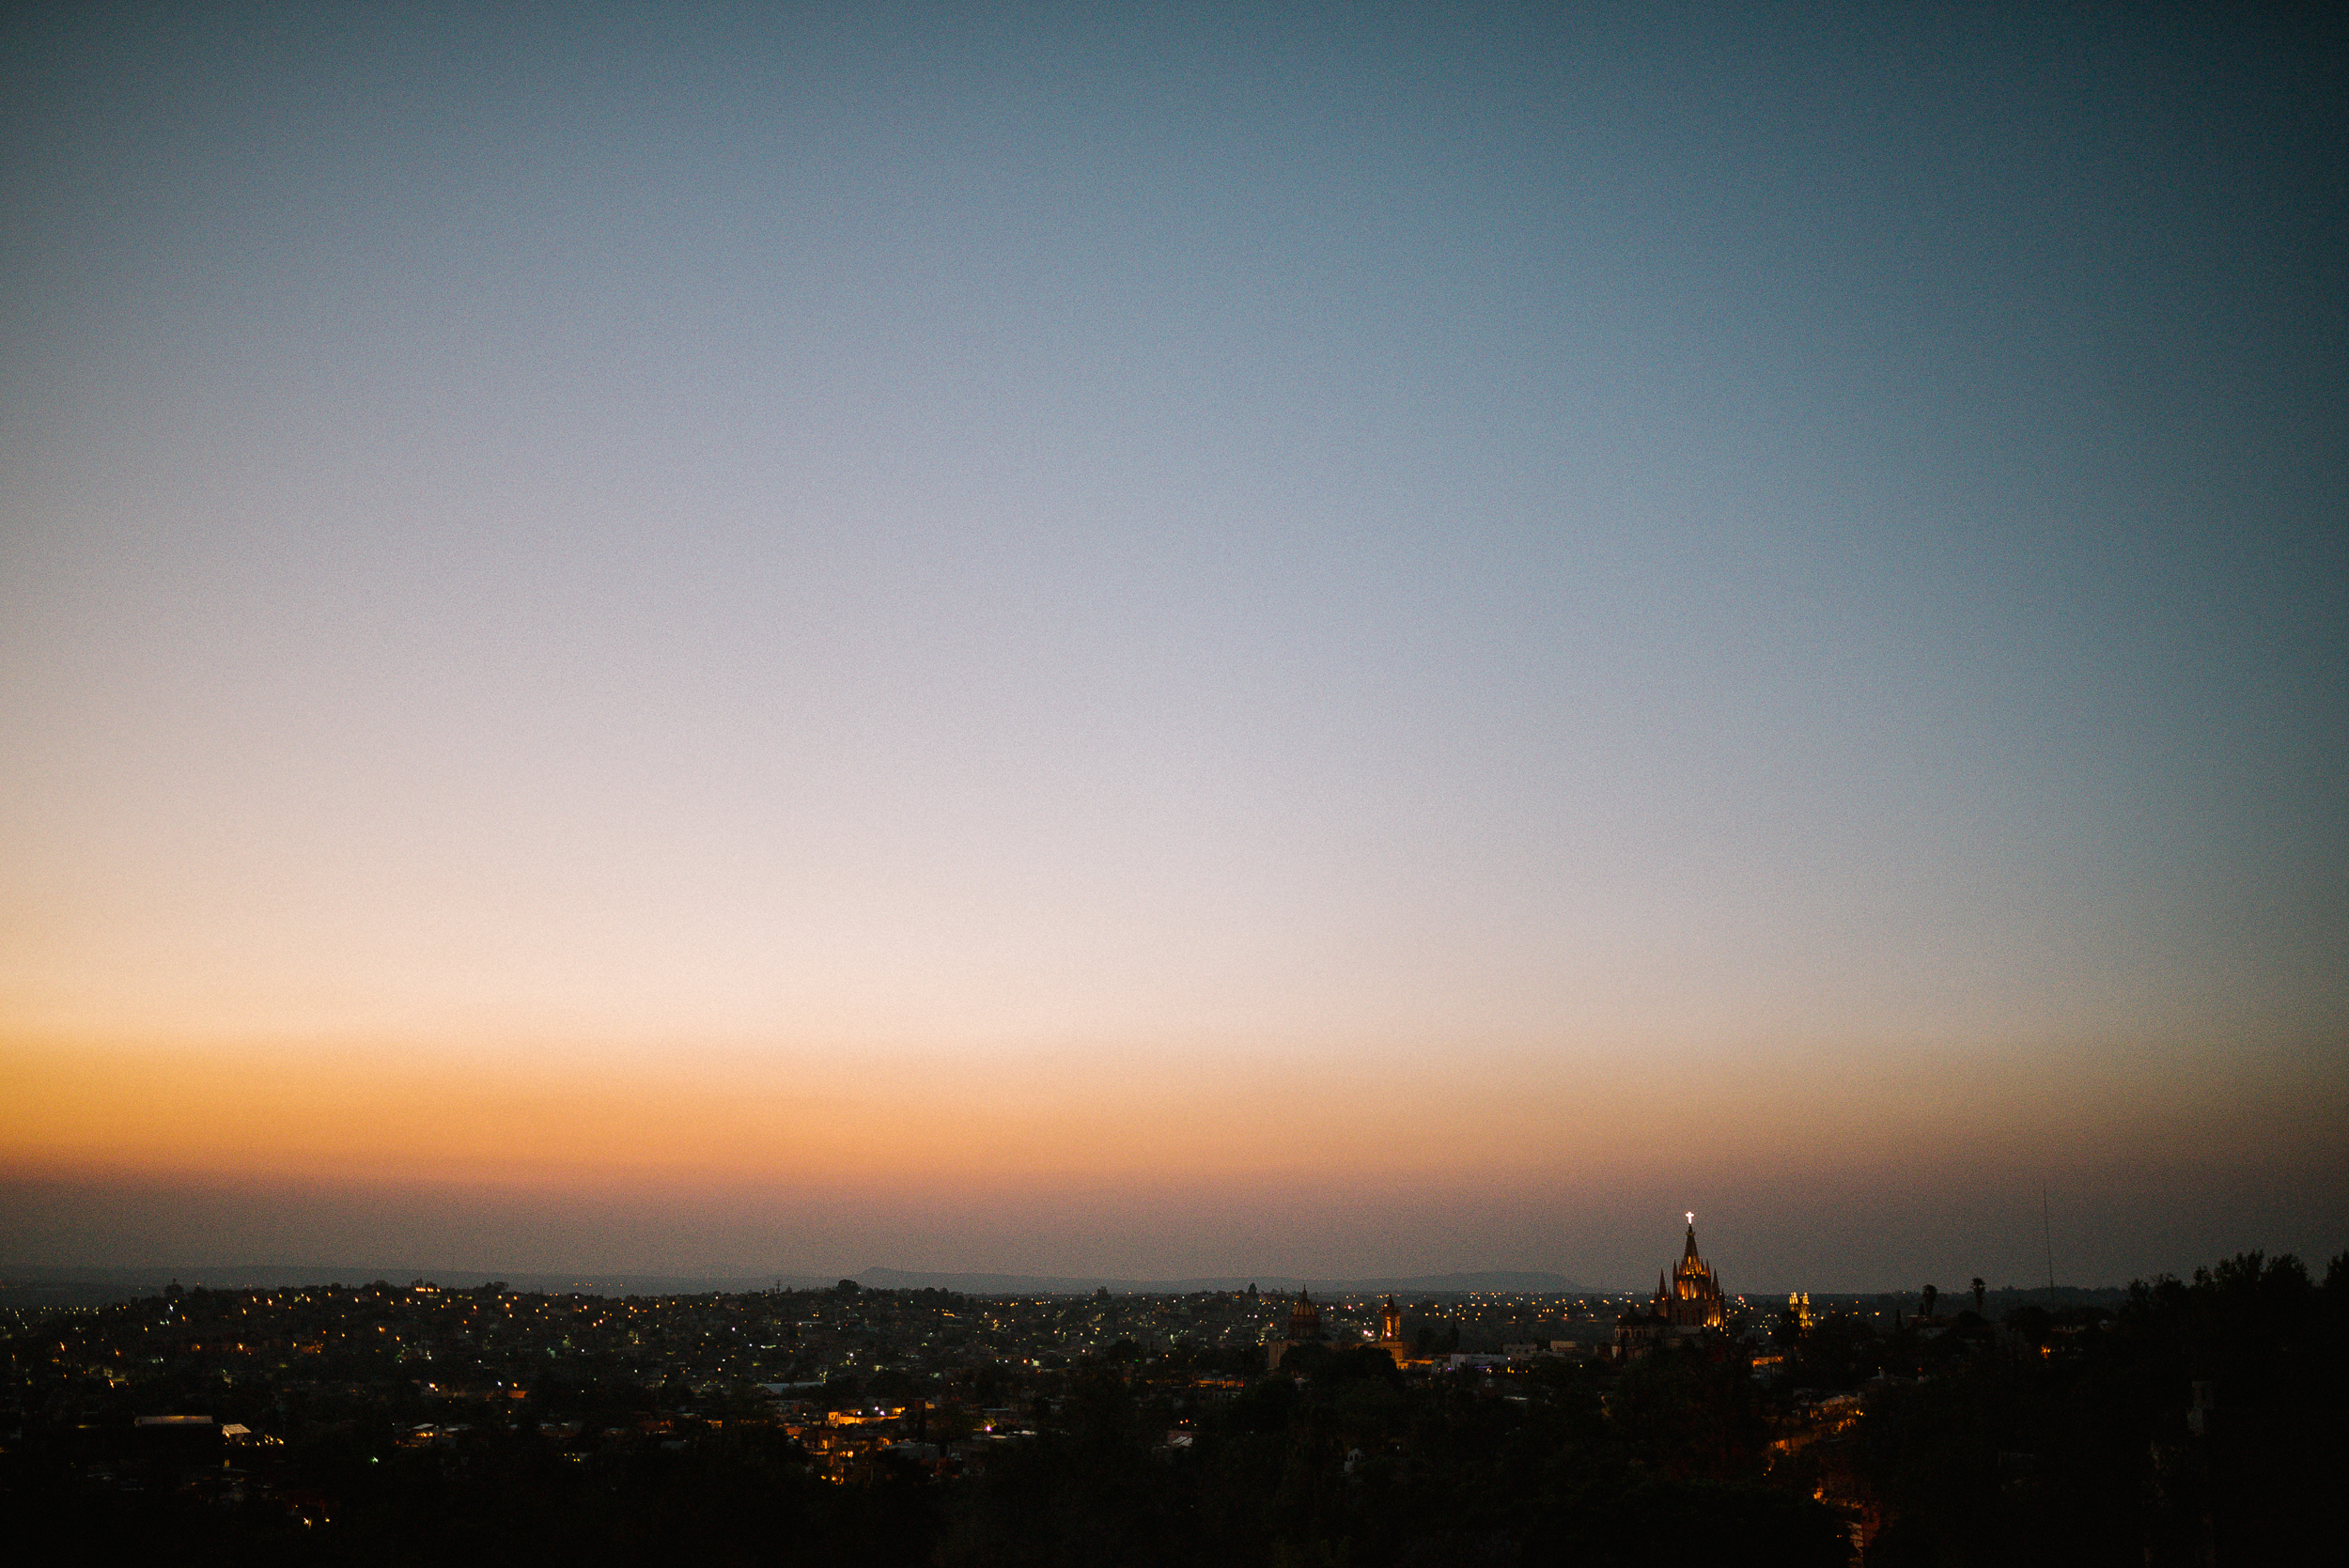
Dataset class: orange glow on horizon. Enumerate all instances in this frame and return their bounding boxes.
[7,1032,2338,1199]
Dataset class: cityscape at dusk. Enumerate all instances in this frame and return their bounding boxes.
[2,5,2344,1560]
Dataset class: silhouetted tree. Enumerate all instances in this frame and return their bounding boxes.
[1856,1250,2345,1566]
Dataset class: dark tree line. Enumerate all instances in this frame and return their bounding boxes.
[1844,1250,2347,1566]
[940,1343,1846,1568]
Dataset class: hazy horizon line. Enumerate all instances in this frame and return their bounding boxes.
[0,1261,2165,1297]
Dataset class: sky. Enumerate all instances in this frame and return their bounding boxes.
[3,2,2343,1292]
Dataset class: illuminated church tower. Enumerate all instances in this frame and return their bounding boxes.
[1654,1213,1726,1329]
[1372,1294,1412,1366]
[1268,1289,1328,1369]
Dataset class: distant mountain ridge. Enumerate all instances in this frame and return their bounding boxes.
[0,1265,819,1308]
[2,1264,2146,1309]
[852,1267,1600,1296]
[0,1263,1601,1309]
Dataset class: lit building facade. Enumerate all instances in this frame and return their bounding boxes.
[1372,1294,1413,1367]
[1267,1289,1328,1370]
[1654,1216,1725,1329]
[1617,1214,1728,1355]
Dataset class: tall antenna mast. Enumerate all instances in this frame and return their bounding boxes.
[2041,1186,2056,1293]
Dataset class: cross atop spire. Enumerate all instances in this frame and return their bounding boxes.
[1645,1214,1727,1331]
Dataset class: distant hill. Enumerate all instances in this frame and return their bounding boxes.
[0,1265,827,1309]
[2,1263,1610,1309]
[852,1267,1600,1296]
[0,1264,2159,1311]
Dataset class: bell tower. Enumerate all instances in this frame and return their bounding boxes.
[1654,1213,1725,1329]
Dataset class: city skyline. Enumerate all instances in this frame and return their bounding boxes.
[4,6,2343,1290]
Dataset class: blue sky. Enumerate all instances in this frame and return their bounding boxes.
[3,3,2342,1286]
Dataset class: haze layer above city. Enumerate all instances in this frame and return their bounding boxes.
[4,4,2343,1292]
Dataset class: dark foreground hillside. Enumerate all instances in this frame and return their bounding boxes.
[5,1251,2340,1566]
